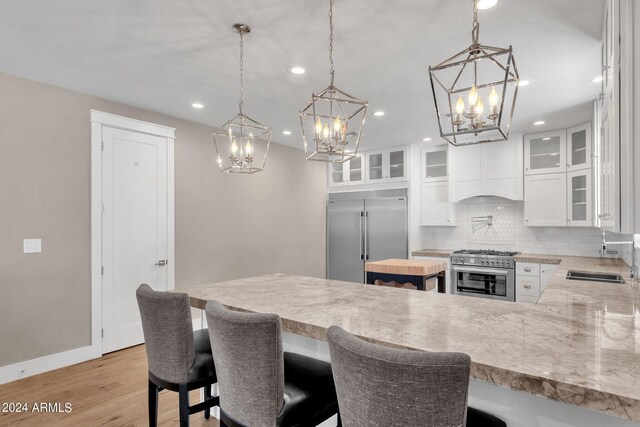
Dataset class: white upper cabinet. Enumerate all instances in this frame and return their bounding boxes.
[449,133,523,202]
[328,147,408,190]
[327,153,366,187]
[567,168,593,227]
[524,131,567,175]
[366,147,407,183]
[597,94,620,231]
[567,122,592,172]
[347,154,365,185]
[421,146,448,182]
[420,181,456,226]
[328,162,346,187]
[524,173,567,226]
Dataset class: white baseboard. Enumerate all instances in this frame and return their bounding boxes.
[0,346,94,385]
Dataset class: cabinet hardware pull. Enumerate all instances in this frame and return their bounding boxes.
[524,284,531,289]
[524,268,531,272]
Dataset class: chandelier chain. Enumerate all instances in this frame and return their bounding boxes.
[471,0,479,45]
[239,30,245,112]
[329,0,334,80]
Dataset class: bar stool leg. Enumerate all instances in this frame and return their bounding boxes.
[148,379,159,427]
[204,384,212,419]
[178,383,189,427]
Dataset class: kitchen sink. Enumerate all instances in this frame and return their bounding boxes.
[566,271,626,284]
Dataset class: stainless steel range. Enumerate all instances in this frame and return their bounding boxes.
[451,250,519,301]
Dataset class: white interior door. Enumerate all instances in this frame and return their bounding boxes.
[101,126,169,354]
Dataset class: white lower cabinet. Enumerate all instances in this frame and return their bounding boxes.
[516,263,558,303]
[420,182,457,226]
[540,264,558,292]
[524,173,567,226]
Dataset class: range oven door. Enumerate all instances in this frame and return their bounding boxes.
[451,266,515,301]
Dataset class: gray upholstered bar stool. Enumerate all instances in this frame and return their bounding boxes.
[136,284,219,427]
[205,300,340,427]
[327,326,506,427]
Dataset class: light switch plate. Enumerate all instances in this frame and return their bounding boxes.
[23,238,42,254]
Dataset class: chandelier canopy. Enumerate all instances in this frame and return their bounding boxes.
[429,0,519,146]
[299,0,368,163]
[213,23,271,174]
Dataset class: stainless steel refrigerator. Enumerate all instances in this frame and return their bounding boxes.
[327,189,408,283]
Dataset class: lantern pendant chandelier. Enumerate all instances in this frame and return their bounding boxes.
[213,23,272,174]
[299,0,368,163]
[429,0,519,146]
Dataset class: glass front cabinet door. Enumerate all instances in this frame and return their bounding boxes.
[366,148,407,183]
[347,154,365,185]
[328,162,345,187]
[387,148,406,181]
[567,123,592,172]
[327,154,365,187]
[524,131,567,175]
[367,151,384,182]
[567,168,593,226]
[422,146,448,182]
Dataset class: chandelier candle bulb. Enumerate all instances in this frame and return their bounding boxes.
[456,96,465,115]
[476,97,484,116]
[468,85,479,106]
[334,116,341,132]
[488,86,500,120]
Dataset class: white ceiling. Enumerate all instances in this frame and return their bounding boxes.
[0,0,605,149]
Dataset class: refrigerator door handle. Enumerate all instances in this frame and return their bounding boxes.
[364,211,369,260]
[359,211,364,260]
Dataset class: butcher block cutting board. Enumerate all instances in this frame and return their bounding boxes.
[365,258,447,277]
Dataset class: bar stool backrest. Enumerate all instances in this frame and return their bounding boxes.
[136,284,195,384]
[327,325,471,427]
[205,300,285,427]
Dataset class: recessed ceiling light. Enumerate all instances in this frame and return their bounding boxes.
[192,103,204,109]
[517,80,530,87]
[290,66,306,75]
[542,137,551,141]
[477,0,498,10]
[422,137,432,142]
[592,76,603,83]
[534,120,545,126]
[282,130,292,135]
[374,111,385,117]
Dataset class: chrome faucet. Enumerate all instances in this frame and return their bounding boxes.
[600,229,638,279]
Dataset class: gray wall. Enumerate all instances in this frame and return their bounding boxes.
[0,72,327,367]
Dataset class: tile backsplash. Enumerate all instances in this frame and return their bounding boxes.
[423,197,605,257]
[467,199,516,245]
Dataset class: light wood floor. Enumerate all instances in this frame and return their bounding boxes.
[0,345,219,426]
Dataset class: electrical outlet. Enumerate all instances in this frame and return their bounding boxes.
[23,239,42,253]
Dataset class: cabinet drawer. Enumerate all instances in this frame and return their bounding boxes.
[516,262,540,276]
[516,275,540,297]
[516,295,539,304]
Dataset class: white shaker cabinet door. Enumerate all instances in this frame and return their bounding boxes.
[420,182,456,226]
[524,173,567,226]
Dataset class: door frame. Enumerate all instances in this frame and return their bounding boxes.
[90,110,176,358]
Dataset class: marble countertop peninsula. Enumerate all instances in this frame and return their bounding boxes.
[182,256,640,422]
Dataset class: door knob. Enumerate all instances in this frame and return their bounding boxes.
[155,260,168,266]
